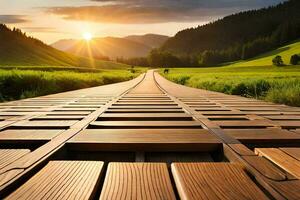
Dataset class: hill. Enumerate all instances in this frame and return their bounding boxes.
[229,40,300,67]
[51,34,169,59]
[160,0,300,65]
[0,24,128,69]
[124,34,169,48]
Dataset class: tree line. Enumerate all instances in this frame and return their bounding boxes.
[117,0,300,67]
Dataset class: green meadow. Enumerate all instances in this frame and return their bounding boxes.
[228,40,300,67]
[161,65,300,106]
[161,40,300,107]
[0,67,144,102]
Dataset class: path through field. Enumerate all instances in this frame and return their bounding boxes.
[0,70,300,199]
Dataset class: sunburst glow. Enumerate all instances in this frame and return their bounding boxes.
[83,32,92,41]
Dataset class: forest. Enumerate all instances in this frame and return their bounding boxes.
[119,0,300,67]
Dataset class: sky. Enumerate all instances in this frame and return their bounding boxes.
[0,0,286,44]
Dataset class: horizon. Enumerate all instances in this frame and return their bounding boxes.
[0,0,286,44]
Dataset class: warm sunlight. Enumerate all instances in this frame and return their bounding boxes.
[83,32,92,41]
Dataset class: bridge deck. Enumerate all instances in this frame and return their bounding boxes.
[0,70,300,199]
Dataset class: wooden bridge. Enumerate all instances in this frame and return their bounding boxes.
[0,70,300,199]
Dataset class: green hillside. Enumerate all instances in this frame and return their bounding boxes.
[153,0,300,67]
[160,40,300,106]
[229,40,300,67]
[0,24,128,69]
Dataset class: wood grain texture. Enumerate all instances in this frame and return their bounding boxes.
[242,156,287,181]
[100,162,176,200]
[89,121,203,129]
[171,162,268,200]
[224,129,300,143]
[280,148,300,161]
[0,149,30,169]
[0,129,64,141]
[255,148,300,179]
[68,129,221,151]
[98,113,192,121]
[269,180,300,200]
[128,71,163,94]
[6,161,104,200]
[215,120,274,128]
[10,120,78,129]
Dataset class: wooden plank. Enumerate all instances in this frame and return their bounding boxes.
[207,116,249,121]
[264,115,300,120]
[272,121,300,129]
[6,161,104,200]
[113,102,178,106]
[224,129,300,143]
[46,111,91,115]
[0,116,15,121]
[146,152,213,163]
[215,120,274,129]
[228,144,255,156]
[30,115,85,120]
[238,108,280,111]
[9,120,78,129]
[118,99,173,102]
[98,113,193,121]
[280,148,300,161]
[100,163,176,200]
[68,129,221,152]
[269,180,300,200]
[195,108,231,111]
[88,121,203,129]
[171,162,268,200]
[201,111,245,116]
[242,156,287,181]
[0,149,30,169]
[255,148,300,179]
[105,109,184,113]
[62,105,103,108]
[0,129,64,142]
[108,106,181,109]
[53,108,96,111]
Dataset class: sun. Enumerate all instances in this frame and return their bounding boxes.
[83,32,92,41]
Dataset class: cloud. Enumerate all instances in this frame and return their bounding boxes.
[46,0,286,24]
[0,15,29,24]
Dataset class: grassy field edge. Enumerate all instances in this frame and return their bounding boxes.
[0,68,145,102]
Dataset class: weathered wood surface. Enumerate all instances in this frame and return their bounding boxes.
[256,148,300,179]
[68,129,221,151]
[6,161,104,200]
[100,163,176,200]
[0,149,30,169]
[171,162,268,200]
[0,70,299,199]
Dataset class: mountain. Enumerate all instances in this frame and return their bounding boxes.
[125,34,169,48]
[160,0,300,64]
[51,34,169,59]
[0,24,128,69]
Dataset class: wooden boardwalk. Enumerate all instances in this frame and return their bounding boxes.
[0,70,300,199]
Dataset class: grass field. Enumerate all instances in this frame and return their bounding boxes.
[161,65,300,106]
[227,40,300,67]
[0,67,144,102]
[161,40,300,107]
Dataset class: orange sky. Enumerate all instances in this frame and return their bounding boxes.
[0,0,285,44]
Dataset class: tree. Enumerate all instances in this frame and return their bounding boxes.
[148,49,182,67]
[290,54,300,65]
[272,55,284,66]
